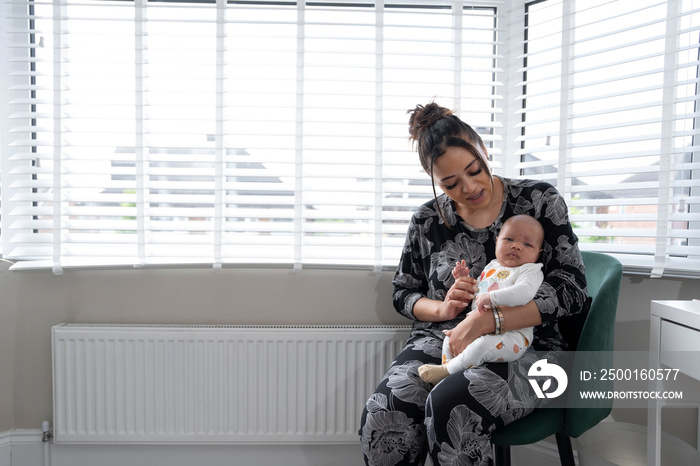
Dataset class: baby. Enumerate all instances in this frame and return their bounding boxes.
[418,214,545,385]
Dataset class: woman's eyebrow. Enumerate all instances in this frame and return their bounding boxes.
[439,159,478,182]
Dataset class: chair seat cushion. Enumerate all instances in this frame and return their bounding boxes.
[491,408,565,445]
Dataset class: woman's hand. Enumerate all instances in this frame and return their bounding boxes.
[412,275,478,322]
[441,275,477,319]
[444,310,495,356]
[436,275,478,321]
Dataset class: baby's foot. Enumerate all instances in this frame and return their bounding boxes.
[418,364,450,385]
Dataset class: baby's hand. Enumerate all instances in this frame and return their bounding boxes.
[474,294,492,313]
[452,260,470,280]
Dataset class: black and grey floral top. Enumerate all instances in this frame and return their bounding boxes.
[392,177,589,351]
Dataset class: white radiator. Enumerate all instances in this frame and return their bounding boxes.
[51,324,411,444]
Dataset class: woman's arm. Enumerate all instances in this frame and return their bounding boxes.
[392,213,430,320]
[393,206,478,322]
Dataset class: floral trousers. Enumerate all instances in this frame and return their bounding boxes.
[359,329,548,466]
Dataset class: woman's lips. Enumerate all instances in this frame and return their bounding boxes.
[466,190,485,203]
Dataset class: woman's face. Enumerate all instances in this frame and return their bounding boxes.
[431,145,493,212]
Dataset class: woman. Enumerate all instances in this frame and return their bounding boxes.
[359,102,589,466]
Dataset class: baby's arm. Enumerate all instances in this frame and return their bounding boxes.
[490,264,544,308]
[452,260,470,280]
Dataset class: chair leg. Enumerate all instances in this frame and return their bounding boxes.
[555,431,576,466]
[493,444,511,466]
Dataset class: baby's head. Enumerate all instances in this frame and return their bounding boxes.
[495,215,544,267]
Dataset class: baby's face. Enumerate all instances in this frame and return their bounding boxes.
[495,219,543,267]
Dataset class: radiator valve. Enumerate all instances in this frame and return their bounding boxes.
[41,421,53,443]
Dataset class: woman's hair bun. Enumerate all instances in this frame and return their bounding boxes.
[407,102,453,143]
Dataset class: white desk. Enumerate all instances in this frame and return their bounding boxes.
[647,300,700,466]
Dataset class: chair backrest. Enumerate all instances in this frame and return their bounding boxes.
[564,251,623,437]
[577,251,623,351]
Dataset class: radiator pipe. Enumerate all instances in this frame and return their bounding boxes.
[41,421,52,466]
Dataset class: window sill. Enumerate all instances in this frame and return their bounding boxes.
[4,254,700,279]
[4,258,387,274]
[599,253,700,280]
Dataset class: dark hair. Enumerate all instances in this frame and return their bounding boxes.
[407,102,492,224]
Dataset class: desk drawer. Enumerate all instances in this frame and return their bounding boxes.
[660,320,700,380]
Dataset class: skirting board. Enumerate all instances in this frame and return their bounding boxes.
[0,430,43,466]
[0,432,10,466]
[1,429,569,466]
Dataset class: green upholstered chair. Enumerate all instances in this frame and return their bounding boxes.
[490,251,623,466]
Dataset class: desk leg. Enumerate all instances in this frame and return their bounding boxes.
[647,313,661,466]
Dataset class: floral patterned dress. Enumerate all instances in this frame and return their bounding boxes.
[359,177,589,466]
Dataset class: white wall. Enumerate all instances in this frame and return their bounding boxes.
[0,265,17,433]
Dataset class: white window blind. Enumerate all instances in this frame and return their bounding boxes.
[8,0,697,276]
[1,0,506,271]
[519,0,700,277]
